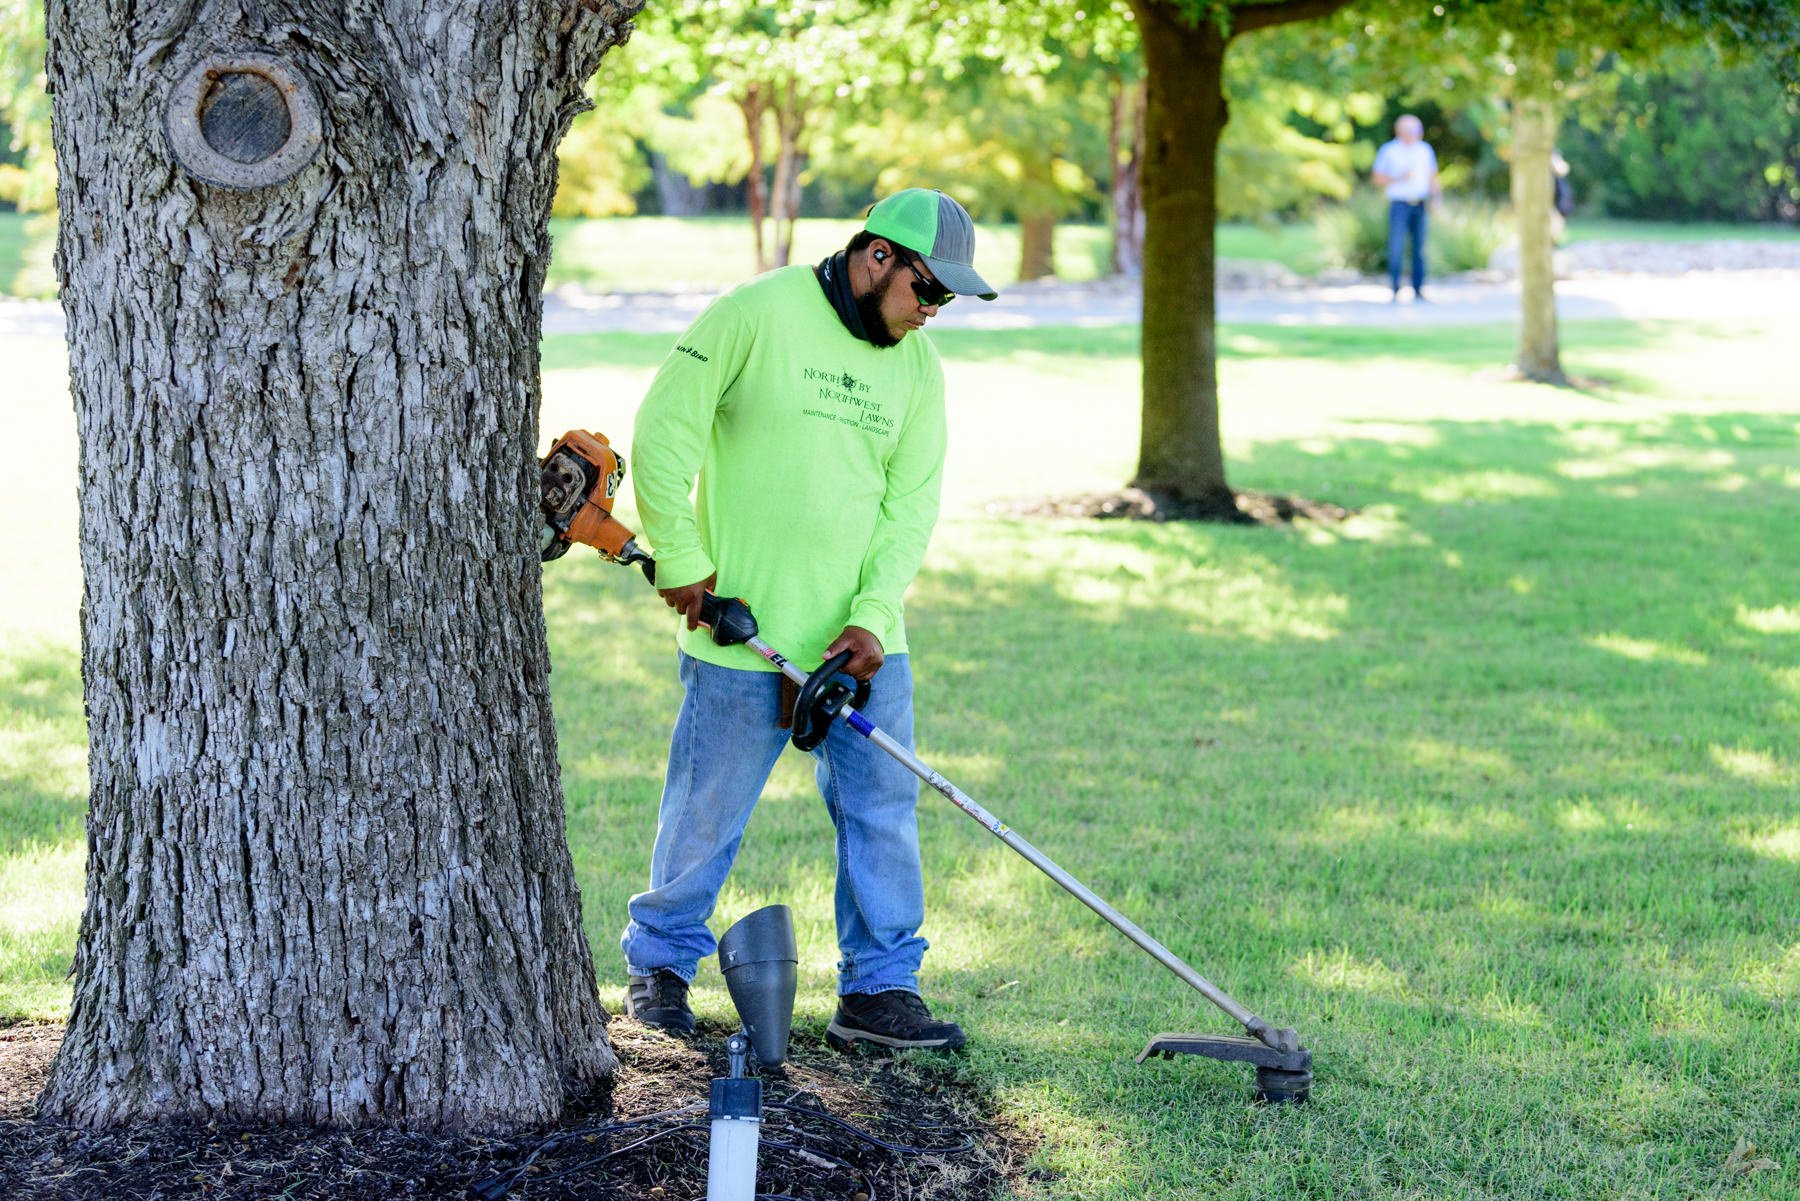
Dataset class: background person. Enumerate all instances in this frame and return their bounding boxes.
[1372,114,1442,301]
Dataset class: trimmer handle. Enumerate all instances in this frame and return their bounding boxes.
[790,649,871,752]
[630,553,755,645]
[700,593,760,647]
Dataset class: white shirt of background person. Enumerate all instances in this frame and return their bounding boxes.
[1373,115,1438,203]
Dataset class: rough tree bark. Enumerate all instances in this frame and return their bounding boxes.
[39,0,634,1132]
[1510,84,1565,382]
[1127,0,1350,513]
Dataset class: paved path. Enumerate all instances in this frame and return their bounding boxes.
[6,271,1799,339]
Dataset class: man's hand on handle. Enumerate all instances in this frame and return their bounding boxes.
[659,573,718,631]
[825,626,884,681]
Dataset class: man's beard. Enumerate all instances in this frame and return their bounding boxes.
[855,278,901,348]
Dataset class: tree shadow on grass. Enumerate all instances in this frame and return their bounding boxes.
[534,405,1797,1196]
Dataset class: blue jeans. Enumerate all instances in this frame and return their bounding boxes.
[621,652,928,996]
[1388,200,1428,293]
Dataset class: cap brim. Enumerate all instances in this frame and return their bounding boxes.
[921,255,999,301]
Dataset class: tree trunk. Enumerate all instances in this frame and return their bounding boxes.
[1127,0,1238,514]
[741,85,770,273]
[1510,85,1565,383]
[1018,211,1058,281]
[38,0,630,1132]
[769,79,804,270]
[1110,74,1146,278]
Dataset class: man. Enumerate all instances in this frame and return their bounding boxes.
[620,189,998,1051]
[1371,114,1441,302]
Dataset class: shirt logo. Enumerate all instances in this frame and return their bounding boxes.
[801,366,893,437]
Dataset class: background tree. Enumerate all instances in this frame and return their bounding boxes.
[837,32,1115,282]
[1565,45,1800,224]
[1127,0,1354,518]
[631,0,887,270]
[38,0,632,1131]
[1357,0,1800,383]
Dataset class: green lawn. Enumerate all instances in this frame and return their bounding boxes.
[0,211,56,299]
[1564,217,1800,244]
[7,209,1797,299]
[4,319,1798,1198]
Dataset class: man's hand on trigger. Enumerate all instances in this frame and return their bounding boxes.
[659,572,718,631]
[825,626,884,681]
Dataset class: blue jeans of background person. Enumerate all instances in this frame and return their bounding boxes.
[621,651,928,996]
[1388,200,1428,293]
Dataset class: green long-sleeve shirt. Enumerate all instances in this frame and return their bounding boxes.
[630,265,947,671]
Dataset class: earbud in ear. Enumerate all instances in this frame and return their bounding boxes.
[873,249,888,263]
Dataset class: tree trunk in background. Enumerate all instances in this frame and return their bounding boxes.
[39,0,630,1132]
[652,152,704,216]
[1510,86,1565,382]
[741,85,770,272]
[1018,211,1058,281]
[1128,0,1237,514]
[769,80,805,269]
[1110,75,1146,277]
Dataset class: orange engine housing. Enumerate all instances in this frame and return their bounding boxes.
[540,429,639,561]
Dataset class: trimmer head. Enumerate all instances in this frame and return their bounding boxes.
[1137,1032,1314,1104]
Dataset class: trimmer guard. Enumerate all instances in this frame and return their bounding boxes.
[1137,1033,1313,1104]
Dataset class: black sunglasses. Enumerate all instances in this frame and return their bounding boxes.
[896,249,955,308]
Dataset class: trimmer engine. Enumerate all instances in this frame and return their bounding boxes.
[538,429,655,580]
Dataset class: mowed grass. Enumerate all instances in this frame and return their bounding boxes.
[0,212,56,299]
[4,316,1799,1198]
[8,209,1795,299]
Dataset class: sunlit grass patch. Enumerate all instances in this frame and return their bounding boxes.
[0,841,81,1019]
[1586,633,1710,667]
[1740,825,1800,863]
[1709,745,1794,784]
[1736,604,1800,634]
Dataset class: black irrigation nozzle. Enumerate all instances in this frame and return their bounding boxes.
[718,905,798,1067]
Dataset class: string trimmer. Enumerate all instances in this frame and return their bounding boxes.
[539,430,1314,1103]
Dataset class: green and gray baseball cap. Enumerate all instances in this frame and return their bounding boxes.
[864,188,999,301]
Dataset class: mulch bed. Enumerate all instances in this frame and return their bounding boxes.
[0,1021,1028,1201]
[990,487,1355,526]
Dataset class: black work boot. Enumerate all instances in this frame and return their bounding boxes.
[625,970,696,1035]
[827,990,965,1052]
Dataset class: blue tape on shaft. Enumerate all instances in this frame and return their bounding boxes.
[846,711,874,736]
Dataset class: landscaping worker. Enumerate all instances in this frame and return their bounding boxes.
[1372,114,1442,302]
[619,188,998,1051]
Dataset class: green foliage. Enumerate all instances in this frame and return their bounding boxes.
[554,105,653,217]
[834,58,1113,227]
[1316,192,1510,276]
[1217,78,1368,219]
[1565,47,1800,223]
[0,0,52,211]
